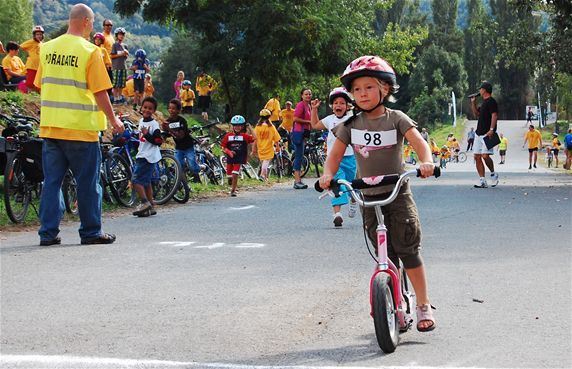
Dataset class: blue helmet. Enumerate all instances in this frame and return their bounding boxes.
[230,115,246,125]
[135,49,146,59]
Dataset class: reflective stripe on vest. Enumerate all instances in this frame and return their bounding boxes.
[39,34,106,132]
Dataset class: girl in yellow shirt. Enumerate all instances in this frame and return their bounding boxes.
[20,25,44,92]
[252,109,281,181]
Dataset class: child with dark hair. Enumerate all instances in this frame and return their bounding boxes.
[1,41,26,84]
[132,96,163,217]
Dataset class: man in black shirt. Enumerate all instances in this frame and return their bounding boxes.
[470,81,499,188]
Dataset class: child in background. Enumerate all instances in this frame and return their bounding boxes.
[173,70,184,99]
[252,109,281,181]
[279,101,295,133]
[1,41,26,85]
[162,98,201,183]
[429,138,440,162]
[20,25,44,92]
[545,146,554,167]
[94,33,112,72]
[144,74,155,98]
[180,80,195,114]
[450,138,461,162]
[130,48,150,110]
[110,27,129,104]
[310,87,357,227]
[122,76,135,105]
[551,132,561,168]
[440,145,451,169]
[132,97,163,217]
[221,115,255,197]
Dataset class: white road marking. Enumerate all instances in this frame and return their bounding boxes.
[235,243,265,248]
[159,241,197,247]
[194,242,226,249]
[229,205,256,210]
[0,354,502,369]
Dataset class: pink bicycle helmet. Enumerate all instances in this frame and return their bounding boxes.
[328,87,353,105]
[93,32,105,41]
[340,55,397,93]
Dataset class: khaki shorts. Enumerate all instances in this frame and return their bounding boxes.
[362,182,423,269]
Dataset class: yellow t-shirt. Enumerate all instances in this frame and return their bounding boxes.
[144,80,154,97]
[99,45,112,68]
[103,33,114,55]
[20,39,41,70]
[499,137,509,150]
[195,74,217,96]
[552,137,561,150]
[254,123,281,160]
[524,130,542,149]
[2,54,26,80]
[36,49,112,142]
[279,108,294,132]
[123,78,134,97]
[264,98,281,122]
[180,88,195,107]
[430,142,439,153]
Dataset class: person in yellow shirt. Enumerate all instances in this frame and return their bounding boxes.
[195,69,217,121]
[429,138,439,162]
[498,132,508,164]
[93,33,112,70]
[439,145,451,169]
[252,109,281,181]
[101,19,114,55]
[279,101,295,133]
[523,124,543,170]
[180,80,195,114]
[122,76,135,104]
[264,94,281,128]
[143,74,155,98]
[551,132,562,168]
[20,25,44,92]
[2,41,26,84]
[34,3,124,246]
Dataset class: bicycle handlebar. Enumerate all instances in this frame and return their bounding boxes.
[314,167,441,208]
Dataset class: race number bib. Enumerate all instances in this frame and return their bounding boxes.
[351,129,397,147]
[228,135,244,142]
[136,69,145,75]
[168,122,181,129]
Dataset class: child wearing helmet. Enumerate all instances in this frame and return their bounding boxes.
[130,49,150,110]
[93,33,112,72]
[180,80,195,114]
[221,115,255,196]
[439,145,451,169]
[110,27,129,104]
[252,109,281,181]
[310,87,357,227]
[19,25,44,92]
[319,55,437,332]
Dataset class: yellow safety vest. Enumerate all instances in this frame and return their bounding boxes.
[39,34,106,131]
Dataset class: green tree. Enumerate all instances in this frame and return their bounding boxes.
[0,0,33,46]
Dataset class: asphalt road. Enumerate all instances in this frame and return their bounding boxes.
[1,121,571,369]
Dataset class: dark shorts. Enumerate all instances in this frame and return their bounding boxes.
[132,158,154,186]
[133,78,144,93]
[197,95,211,112]
[499,149,506,156]
[528,147,539,153]
[112,69,127,88]
[362,182,422,269]
[552,149,559,156]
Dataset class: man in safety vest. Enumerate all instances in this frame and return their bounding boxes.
[34,3,124,246]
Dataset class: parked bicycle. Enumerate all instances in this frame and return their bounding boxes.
[301,131,326,178]
[268,139,293,179]
[315,167,440,353]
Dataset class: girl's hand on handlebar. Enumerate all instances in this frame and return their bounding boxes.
[318,174,333,190]
[418,162,435,178]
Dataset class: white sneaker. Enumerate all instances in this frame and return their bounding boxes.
[473,180,488,189]
[333,212,343,227]
[490,172,499,187]
[348,201,358,218]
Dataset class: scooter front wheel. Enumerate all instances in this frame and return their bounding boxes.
[372,273,399,353]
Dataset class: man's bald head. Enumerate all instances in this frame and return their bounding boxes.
[67,3,94,38]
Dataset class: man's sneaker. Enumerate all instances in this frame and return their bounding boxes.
[333,212,343,227]
[40,237,61,246]
[490,173,499,187]
[348,201,358,218]
[533,164,537,168]
[132,202,151,216]
[473,180,488,189]
[230,191,237,197]
[293,182,308,189]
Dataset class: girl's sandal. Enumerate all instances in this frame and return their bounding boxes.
[416,304,436,332]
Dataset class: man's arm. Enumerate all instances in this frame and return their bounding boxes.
[485,112,498,137]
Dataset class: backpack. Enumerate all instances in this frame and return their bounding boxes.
[21,138,44,183]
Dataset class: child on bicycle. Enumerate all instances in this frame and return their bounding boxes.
[310,87,357,227]
[318,55,436,332]
[221,115,255,197]
[252,109,281,182]
[132,97,163,217]
[162,98,201,183]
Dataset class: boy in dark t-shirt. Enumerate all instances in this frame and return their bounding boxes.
[162,99,200,182]
[221,115,255,197]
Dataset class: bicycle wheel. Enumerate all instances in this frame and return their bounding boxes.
[4,156,31,223]
[300,155,310,178]
[372,273,399,353]
[152,152,181,205]
[282,156,293,176]
[62,170,79,215]
[242,163,259,180]
[457,152,467,163]
[105,152,135,207]
[173,179,190,204]
[208,158,225,185]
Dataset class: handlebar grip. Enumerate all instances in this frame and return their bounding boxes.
[314,180,323,193]
[416,166,441,178]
